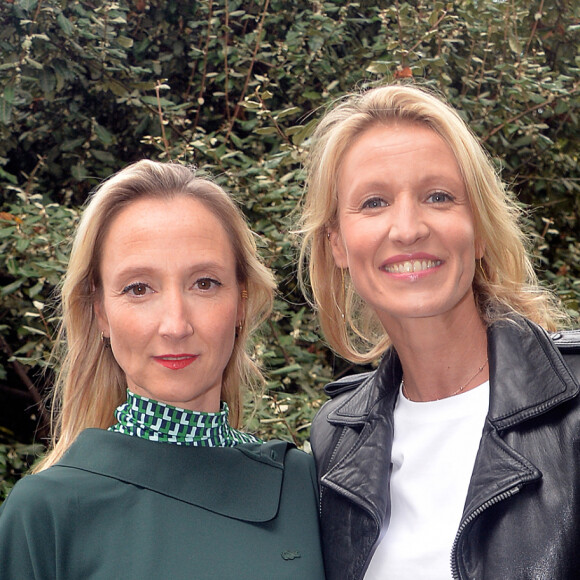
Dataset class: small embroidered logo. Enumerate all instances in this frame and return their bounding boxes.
[281,550,301,561]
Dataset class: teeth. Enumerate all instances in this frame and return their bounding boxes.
[384,259,441,274]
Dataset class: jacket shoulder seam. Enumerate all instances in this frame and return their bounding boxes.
[324,371,374,397]
[550,329,580,352]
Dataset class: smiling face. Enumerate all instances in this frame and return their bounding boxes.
[330,121,484,331]
[95,196,243,412]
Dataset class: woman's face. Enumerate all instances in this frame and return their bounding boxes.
[329,121,484,330]
[95,196,243,412]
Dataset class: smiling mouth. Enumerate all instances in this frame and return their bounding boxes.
[383,259,442,274]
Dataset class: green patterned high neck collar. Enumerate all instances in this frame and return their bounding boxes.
[109,390,261,447]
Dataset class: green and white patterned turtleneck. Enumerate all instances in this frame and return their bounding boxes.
[109,390,261,447]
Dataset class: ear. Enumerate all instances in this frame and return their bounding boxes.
[475,236,486,260]
[236,285,247,327]
[328,228,349,269]
[93,297,110,337]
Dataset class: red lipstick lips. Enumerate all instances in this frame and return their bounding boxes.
[154,355,197,370]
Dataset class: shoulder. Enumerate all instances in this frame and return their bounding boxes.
[235,439,316,483]
[0,472,65,578]
[550,329,580,352]
[246,440,317,479]
[312,372,373,432]
[309,371,377,475]
[3,466,76,505]
[0,465,90,565]
[1,463,96,521]
[550,328,580,382]
[279,445,319,493]
[325,371,376,398]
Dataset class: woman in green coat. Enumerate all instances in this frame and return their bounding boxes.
[0,161,325,579]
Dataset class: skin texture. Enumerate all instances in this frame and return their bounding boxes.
[330,121,488,401]
[95,196,244,412]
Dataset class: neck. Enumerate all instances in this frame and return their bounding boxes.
[109,390,260,447]
[385,302,489,402]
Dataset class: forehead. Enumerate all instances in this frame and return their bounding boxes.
[344,120,453,160]
[338,122,464,188]
[100,196,237,264]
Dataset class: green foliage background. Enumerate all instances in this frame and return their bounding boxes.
[0,0,578,497]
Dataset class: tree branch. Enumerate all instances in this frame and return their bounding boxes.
[224,0,270,144]
[0,334,50,439]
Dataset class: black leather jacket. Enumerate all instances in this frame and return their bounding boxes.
[310,317,580,580]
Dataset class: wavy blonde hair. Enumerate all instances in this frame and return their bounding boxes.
[299,84,566,363]
[35,160,275,472]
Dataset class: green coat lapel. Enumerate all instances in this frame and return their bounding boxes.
[58,429,290,522]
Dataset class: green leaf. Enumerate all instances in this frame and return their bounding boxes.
[15,238,30,252]
[366,61,389,74]
[508,33,522,55]
[254,126,278,136]
[90,149,116,163]
[103,80,128,97]
[38,68,56,94]
[116,36,134,49]
[270,364,302,376]
[16,0,38,12]
[275,106,301,121]
[61,137,85,152]
[20,325,47,337]
[94,123,114,146]
[0,97,12,125]
[2,85,15,104]
[57,12,75,35]
[1,279,25,296]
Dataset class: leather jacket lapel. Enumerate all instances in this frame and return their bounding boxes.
[451,318,580,578]
[322,350,401,530]
[460,317,578,527]
[486,318,579,428]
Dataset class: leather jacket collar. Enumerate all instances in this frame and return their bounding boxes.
[326,316,579,428]
[315,316,580,579]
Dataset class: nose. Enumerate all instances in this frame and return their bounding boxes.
[158,291,194,340]
[388,196,429,246]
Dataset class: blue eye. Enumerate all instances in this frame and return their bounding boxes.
[427,191,454,203]
[361,197,388,209]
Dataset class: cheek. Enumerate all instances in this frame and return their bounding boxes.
[200,300,239,336]
[465,230,480,260]
[448,218,478,256]
[218,301,240,331]
[341,224,383,267]
[106,304,152,344]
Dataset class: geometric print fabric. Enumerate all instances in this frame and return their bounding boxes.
[109,390,261,447]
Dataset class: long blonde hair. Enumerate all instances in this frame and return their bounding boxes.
[299,84,566,363]
[35,160,275,472]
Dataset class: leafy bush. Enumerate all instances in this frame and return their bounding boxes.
[1,0,578,496]
[0,427,44,501]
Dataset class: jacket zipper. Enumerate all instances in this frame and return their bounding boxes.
[450,485,521,579]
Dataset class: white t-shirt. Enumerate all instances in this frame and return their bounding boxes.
[364,381,490,580]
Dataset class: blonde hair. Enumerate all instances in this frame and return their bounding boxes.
[36,160,275,472]
[299,84,566,363]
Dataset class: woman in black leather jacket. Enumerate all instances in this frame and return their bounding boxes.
[299,84,580,579]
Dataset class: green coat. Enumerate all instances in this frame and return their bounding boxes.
[0,429,325,579]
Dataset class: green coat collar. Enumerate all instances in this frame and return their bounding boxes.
[58,429,292,523]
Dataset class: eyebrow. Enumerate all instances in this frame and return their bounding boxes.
[113,261,231,280]
[344,174,465,193]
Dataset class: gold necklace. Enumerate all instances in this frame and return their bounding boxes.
[402,358,489,402]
